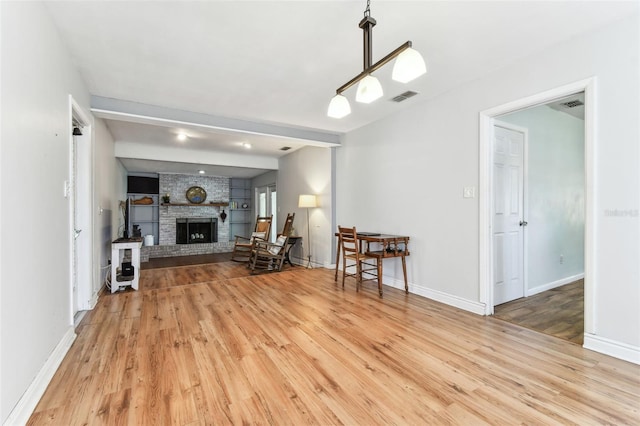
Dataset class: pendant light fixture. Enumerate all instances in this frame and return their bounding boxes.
[327,0,427,119]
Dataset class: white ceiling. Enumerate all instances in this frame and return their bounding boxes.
[46,1,638,176]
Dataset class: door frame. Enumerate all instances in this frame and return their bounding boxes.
[479,78,596,337]
[255,184,277,241]
[492,120,529,305]
[69,95,94,323]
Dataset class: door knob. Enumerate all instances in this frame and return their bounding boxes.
[519,221,528,227]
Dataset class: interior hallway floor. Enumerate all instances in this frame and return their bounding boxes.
[494,280,584,345]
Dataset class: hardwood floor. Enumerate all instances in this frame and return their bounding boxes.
[494,280,584,344]
[29,267,639,425]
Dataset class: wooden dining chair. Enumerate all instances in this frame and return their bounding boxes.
[337,226,380,291]
[231,215,273,262]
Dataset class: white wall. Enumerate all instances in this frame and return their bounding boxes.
[278,147,332,267]
[94,120,122,288]
[1,2,95,422]
[336,13,639,353]
[500,106,585,293]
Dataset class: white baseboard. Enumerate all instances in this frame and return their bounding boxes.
[526,273,584,297]
[328,265,485,315]
[3,327,76,426]
[384,277,486,315]
[583,333,640,365]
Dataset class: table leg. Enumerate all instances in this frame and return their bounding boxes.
[401,255,408,293]
[334,237,341,281]
[284,247,293,267]
[377,259,383,297]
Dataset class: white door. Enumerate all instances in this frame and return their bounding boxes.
[493,124,525,305]
[71,128,79,316]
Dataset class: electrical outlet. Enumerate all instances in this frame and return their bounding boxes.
[560,254,564,264]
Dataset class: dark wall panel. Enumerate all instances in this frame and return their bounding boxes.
[128,176,159,194]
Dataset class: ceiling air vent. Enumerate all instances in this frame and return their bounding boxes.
[391,91,419,103]
[280,146,292,151]
[561,100,584,108]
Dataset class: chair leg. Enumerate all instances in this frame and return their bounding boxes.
[341,258,346,289]
[377,259,383,297]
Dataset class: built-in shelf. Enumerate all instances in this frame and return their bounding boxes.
[230,178,251,241]
[128,192,159,243]
[162,202,229,207]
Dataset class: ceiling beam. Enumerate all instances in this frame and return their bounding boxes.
[115,142,279,170]
[91,96,341,147]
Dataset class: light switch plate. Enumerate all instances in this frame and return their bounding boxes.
[463,186,476,198]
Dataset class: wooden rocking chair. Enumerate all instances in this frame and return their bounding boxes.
[231,215,273,262]
[279,213,295,238]
[248,234,290,274]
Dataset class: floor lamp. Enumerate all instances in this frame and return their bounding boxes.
[298,194,317,269]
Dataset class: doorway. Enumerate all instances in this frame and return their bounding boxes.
[69,96,94,324]
[479,78,595,344]
[492,95,586,343]
[256,184,277,241]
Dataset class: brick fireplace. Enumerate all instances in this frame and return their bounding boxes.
[141,173,234,260]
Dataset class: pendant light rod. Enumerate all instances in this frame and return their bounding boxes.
[360,15,376,70]
[335,40,413,95]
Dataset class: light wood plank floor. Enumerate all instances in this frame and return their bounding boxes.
[494,280,584,345]
[29,266,639,425]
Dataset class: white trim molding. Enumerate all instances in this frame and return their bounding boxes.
[328,265,486,315]
[583,334,640,365]
[3,327,77,425]
[526,273,585,297]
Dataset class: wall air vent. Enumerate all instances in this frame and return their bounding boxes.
[280,146,292,151]
[391,91,419,103]
[561,100,584,108]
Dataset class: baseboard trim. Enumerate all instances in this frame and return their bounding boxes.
[4,327,77,425]
[384,276,486,315]
[583,333,640,365]
[328,265,485,315]
[526,273,584,297]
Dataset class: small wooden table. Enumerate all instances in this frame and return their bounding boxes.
[334,232,410,296]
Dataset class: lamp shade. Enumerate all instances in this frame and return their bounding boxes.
[298,194,317,208]
[327,94,351,118]
[355,75,383,103]
[392,47,427,83]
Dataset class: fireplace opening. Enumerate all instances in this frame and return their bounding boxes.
[176,218,218,244]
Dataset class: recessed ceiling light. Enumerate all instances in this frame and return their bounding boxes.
[198,170,205,174]
[243,143,252,149]
[177,133,188,141]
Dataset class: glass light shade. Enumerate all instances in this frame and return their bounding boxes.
[298,194,317,208]
[327,94,351,118]
[355,75,383,103]
[392,47,427,83]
